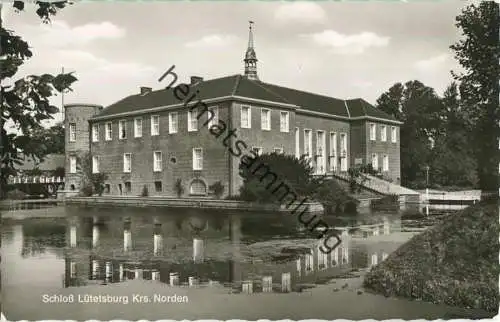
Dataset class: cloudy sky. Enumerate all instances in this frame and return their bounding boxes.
[4,1,470,124]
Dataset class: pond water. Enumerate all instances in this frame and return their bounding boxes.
[1,205,490,320]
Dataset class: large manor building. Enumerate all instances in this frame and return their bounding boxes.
[64,24,402,198]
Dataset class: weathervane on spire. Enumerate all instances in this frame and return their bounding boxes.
[244,20,258,80]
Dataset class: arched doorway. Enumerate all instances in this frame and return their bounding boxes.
[189,179,207,196]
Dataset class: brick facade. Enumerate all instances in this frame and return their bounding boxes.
[64,104,103,191]
[73,97,401,198]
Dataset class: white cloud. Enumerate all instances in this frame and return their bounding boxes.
[274,2,327,25]
[302,30,390,55]
[15,20,125,48]
[352,80,374,89]
[414,54,449,72]
[185,34,237,48]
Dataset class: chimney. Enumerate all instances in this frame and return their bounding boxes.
[190,76,203,86]
[140,87,152,95]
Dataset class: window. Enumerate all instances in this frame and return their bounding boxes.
[154,181,162,193]
[192,148,203,170]
[69,156,77,173]
[208,106,218,129]
[188,109,198,132]
[105,122,112,141]
[151,115,160,136]
[370,123,376,141]
[92,124,99,142]
[134,118,143,138]
[261,108,271,130]
[391,126,397,143]
[280,111,289,132]
[304,129,312,157]
[69,123,76,142]
[241,106,251,128]
[92,155,99,174]
[381,125,387,142]
[153,151,162,172]
[295,127,300,158]
[273,147,283,154]
[371,153,378,170]
[382,154,389,171]
[329,132,337,172]
[119,120,126,139]
[251,147,263,156]
[124,181,132,193]
[169,112,178,133]
[123,153,131,173]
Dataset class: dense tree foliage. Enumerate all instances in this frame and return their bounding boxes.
[0,1,76,198]
[31,122,65,155]
[238,153,323,203]
[450,1,499,195]
[376,81,456,188]
[238,153,356,213]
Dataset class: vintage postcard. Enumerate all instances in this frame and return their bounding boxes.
[1,0,498,320]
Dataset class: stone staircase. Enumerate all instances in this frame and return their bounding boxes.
[329,172,421,202]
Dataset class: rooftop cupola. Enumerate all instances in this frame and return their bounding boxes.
[244,21,259,81]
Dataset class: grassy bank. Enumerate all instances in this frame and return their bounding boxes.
[363,200,499,313]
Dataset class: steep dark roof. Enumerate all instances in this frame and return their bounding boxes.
[346,98,397,121]
[95,74,396,122]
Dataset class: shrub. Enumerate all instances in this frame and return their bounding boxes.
[174,178,184,198]
[77,152,108,196]
[312,179,358,215]
[140,184,149,197]
[363,202,499,313]
[6,189,27,200]
[91,173,108,196]
[238,153,323,203]
[208,181,224,199]
[80,184,93,197]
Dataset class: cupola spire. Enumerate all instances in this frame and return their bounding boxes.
[244,21,258,80]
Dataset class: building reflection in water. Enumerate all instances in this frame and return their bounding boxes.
[123,218,132,252]
[59,212,415,293]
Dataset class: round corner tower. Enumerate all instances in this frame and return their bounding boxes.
[64,103,103,191]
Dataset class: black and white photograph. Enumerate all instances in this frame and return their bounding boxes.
[1,0,498,320]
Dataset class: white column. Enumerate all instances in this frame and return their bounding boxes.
[242,280,253,294]
[306,250,314,274]
[383,217,390,235]
[119,263,124,282]
[70,225,77,247]
[188,276,199,287]
[153,233,163,256]
[152,271,160,281]
[281,272,291,293]
[92,224,100,248]
[193,238,204,263]
[341,230,350,264]
[92,260,99,280]
[169,272,179,286]
[105,262,112,282]
[296,256,302,277]
[262,276,272,293]
[372,225,380,236]
[124,229,132,252]
[70,261,76,278]
[134,268,140,280]
[332,247,339,266]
